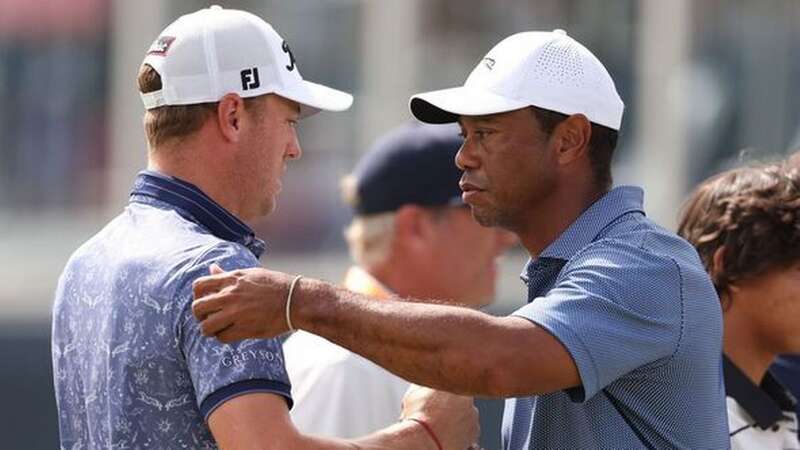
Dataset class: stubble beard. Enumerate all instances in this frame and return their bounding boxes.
[470,203,516,230]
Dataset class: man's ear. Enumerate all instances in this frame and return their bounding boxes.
[552,114,591,166]
[394,205,438,252]
[216,94,246,143]
[710,246,725,281]
[711,246,739,292]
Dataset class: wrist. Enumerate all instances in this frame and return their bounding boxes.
[290,276,326,333]
[351,417,435,450]
[284,275,303,332]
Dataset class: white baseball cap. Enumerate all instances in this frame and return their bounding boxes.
[140,5,353,118]
[410,30,624,130]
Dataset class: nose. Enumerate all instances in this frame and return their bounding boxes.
[287,129,302,160]
[455,140,478,171]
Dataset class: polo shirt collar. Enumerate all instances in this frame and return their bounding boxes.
[521,186,645,283]
[129,170,266,258]
[723,355,798,430]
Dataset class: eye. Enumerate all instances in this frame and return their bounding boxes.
[288,119,298,128]
[459,124,496,141]
[474,129,493,139]
[460,129,492,139]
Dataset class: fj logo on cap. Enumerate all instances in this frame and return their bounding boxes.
[241,67,261,90]
[146,36,176,56]
[282,40,296,71]
[482,57,496,70]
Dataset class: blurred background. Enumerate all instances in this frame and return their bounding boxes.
[2,0,800,448]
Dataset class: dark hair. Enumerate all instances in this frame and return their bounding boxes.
[677,160,800,307]
[137,64,265,148]
[530,106,618,190]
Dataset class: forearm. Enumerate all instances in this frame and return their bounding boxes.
[210,394,437,450]
[293,277,520,396]
[193,267,578,396]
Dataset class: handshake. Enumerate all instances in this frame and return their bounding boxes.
[401,384,483,450]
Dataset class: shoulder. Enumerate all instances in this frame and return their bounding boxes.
[565,214,711,290]
[184,240,259,273]
[125,201,259,269]
[62,206,258,289]
[169,235,259,288]
[168,240,260,320]
[548,236,696,329]
[600,214,704,270]
[564,237,683,291]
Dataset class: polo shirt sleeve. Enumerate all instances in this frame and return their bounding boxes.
[175,242,292,421]
[512,240,684,402]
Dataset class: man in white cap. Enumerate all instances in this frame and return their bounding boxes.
[52,6,477,450]
[192,30,730,448]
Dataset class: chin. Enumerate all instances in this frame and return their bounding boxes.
[471,207,498,227]
[474,204,519,230]
[258,198,277,218]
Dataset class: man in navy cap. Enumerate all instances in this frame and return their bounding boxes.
[284,123,516,439]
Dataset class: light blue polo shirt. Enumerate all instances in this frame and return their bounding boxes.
[503,186,729,449]
[52,171,292,449]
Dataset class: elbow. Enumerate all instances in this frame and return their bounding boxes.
[483,361,523,397]
[440,346,521,397]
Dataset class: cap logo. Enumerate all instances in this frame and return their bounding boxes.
[482,57,496,70]
[282,40,297,71]
[241,67,261,90]
[146,36,176,56]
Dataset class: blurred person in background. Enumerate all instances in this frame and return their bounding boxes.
[284,123,516,438]
[771,151,800,437]
[193,29,730,449]
[51,6,477,450]
[678,156,800,449]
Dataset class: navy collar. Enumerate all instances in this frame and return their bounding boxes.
[723,355,797,430]
[129,170,266,258]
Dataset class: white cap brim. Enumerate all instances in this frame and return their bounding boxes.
[280,80,353,119]
[410,86,529,124]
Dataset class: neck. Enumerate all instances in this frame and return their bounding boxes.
[723,308,775,384]
[368,262,458,304]
[515,183,608,257]
[148,145,248,222]
[369,264,427,300]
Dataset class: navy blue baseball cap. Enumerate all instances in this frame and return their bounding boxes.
[350,123,464,216]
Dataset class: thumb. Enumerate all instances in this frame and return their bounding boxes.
[209,263,225,275]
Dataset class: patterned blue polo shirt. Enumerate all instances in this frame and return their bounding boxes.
[52,170,292,449]
[503,186,729,449]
